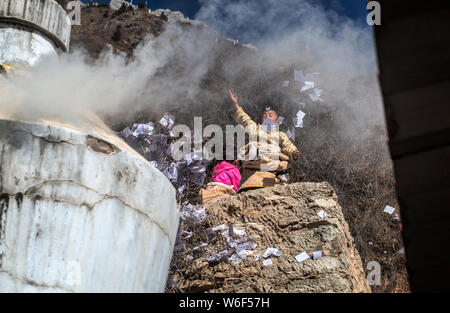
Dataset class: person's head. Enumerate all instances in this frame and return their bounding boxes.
[261,106,278,123]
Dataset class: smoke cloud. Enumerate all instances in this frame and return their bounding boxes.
[0,0,385,144]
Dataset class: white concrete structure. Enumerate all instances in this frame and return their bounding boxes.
[0,0,71,66]
[0,0,179,292]
[0,113,179,292]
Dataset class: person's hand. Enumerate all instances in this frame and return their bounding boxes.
[229,89,240,110]
[293,150,300,160]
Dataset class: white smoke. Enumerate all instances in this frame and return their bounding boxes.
[0,0,385,141]
[195,0,384,139]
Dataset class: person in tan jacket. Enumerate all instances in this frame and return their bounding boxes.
[228,90,301,192]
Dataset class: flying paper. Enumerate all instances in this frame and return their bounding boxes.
[295,251,310,263]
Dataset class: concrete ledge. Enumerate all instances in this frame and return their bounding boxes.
[0,0,71,51]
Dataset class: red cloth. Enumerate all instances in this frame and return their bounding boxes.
[211,161,241,192]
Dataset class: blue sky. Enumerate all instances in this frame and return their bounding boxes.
[81,0,368,22]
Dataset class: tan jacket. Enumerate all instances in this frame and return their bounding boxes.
[233,107,298,161]
[199,182,236,204]
[233,107,298,190]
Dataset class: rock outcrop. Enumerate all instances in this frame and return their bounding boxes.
[170,182,370,293]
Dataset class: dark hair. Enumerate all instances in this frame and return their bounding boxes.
[261,107,278,116]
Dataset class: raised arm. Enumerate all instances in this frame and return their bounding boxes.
[229,89,257,128]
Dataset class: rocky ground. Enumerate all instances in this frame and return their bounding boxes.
[69,4,165,58]
[167,183,370,293]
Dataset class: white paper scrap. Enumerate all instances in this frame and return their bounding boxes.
[263,247,282,258]
[296,110,306,118]
[293,110,305,128]
[295,251,310,263]
[309,88,323,102]
[294,70,305,82]
[286,127,295,141]
[229,254,242,264]
[317,210,327,219]
[398,247,405,255]
[211,224,226,232]
[300,81,315,92]
[233,228,246,237]
[237,249,250,259]
[384,205,395,214]
[263,259,273,266]
[313,251,322,260]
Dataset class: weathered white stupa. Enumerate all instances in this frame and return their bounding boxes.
[0,0,179,292]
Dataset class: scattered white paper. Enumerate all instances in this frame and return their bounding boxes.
[368,241,373,245]
[193,243,208,250]
[296,110,306,119]
[263,247,282,258]
[159,113,175,129]
[312,251,322,260]
[294,70,305,82]
[300,81,315,92]
[393,214,401,222]
[293,117,303,128]
[235,241,257,253]
[286,127,295,141]
[211,224,226,232]
[398,247,405,255]
[384,205,395,214]
[276,116,285,125]
[295,251,310,263]
[263,259,273,266]
[293,110,305,128]
[177,185,185,195]
[317,210,327,219]
[132,122,155,137]
[229,253,242,264]
[206,249,232,263]
[181,230,192,239]
[233,228,247,237]
[309,88,323,102]
[167,163,178,182]
[237,249,250,259]
[254,254,261,261]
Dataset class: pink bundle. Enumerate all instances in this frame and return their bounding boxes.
[210,161,241,192]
